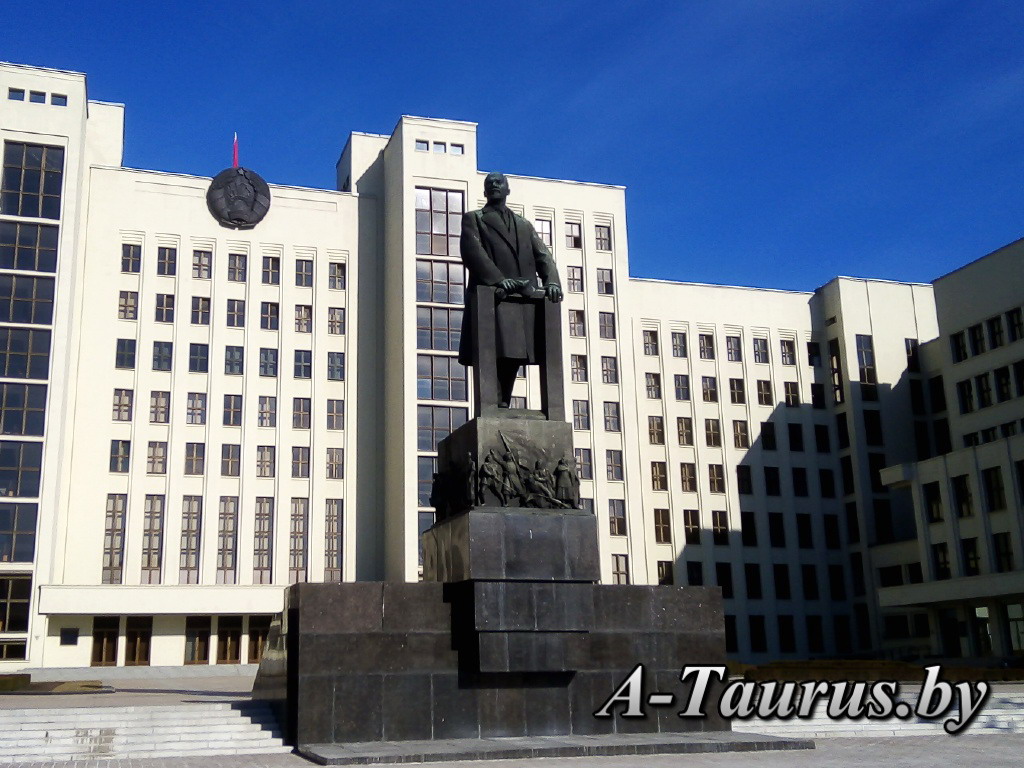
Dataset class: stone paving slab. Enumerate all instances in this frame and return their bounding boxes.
[299,731,812,765]
[4,735,1024,767]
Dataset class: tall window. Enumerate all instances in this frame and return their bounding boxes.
[223,394,243,426]
[603,401,621,431]
[329,262,346,290]
[146,441,167,474]
[601,356,618,383]
[565,222,582,249]
[259,348,278,377]
[295,259,313,287]
[102,494,126,584]
[856,335,877,388]
[227,253,247,282]
[643,330,659,355]
[726,335,742,362]
[260,301,279,330]
[654,508,671,544]
[184,443,205,475]
[262,256,280,285]
[648,415,665,444]
[568,310,585,337]
[157,246,177,276]
[0,222,58,272]
[612,554,629,584]
[646,373,662,398]
[260,448,280,479]
[536,219,552,246]
[699,333,715,359]
[221,444,241,477]
[780,339,796,365]
[118,291,138,320]
[572,399,590,430]
[289,498,309,584]
[179,496,202,584]
[671,332,687,358]
[260,397,280,428]
[608,499,627,535]
[328,307,346,334]
[109,439,130,473]
[226,299,245,328]
[705,418,722,447]
[150,391,171,423]
[680,462,697,492]
[595,224,613,250]
[192,250,212,279]
[2,142,64,218]
[570,354,588,382]
[189,343,209,373]
[224,345,244,375]
[326,448,344,479]
[327,351,345,381]
[415,187,464,256]
[152,341,172,371]
[217,497,238,584]
[606,450,623,480]
[651,461,668,490]
[112,388,133,421]
[191,296,210,325]
[574,448,592,479]
[294,350,312,378]
[674,374,690,401]
[121,244,141,273]
[253,497,274,584]
[598,312,616,339]
[325,499,343,582]
[141,495,165,585]
[701,375,717,402]
[753,337,769,364]
[291,447,310,478]
[416,406,468,450]
[729,378,745,404]
[566,265,583,292]
[596,268,614,294]
[326,399,344,430]
[416,259,464,304]
[677,416,694,446]
[186,392,207,424]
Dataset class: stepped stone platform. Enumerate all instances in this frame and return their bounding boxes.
[300,731,814,765]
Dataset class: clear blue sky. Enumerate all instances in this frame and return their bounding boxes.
[6,1,1023,291]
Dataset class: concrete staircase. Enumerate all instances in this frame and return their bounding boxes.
[734,689,1024,738]
[0,700,291,762]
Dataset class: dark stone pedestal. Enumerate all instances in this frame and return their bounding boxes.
[253,580,731,747]
[422,508,599,583]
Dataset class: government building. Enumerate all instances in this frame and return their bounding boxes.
[0,61,1020,670]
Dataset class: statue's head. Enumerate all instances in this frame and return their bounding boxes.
[484,172,509,204]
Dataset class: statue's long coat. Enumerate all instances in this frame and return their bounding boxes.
[458,205,561,366]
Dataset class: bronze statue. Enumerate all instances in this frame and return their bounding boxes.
[458,172,563,409]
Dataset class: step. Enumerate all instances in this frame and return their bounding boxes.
[0,710,277,727]
[0,728,284,749]
[0,721,279,739]
[0,745,294,763]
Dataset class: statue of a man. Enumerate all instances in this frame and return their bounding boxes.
[458,172,563,408]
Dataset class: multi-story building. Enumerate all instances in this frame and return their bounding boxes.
[880,239,1024,659]
[0,60,1019,670]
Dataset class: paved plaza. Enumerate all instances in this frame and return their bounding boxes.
[0,734,1018,768]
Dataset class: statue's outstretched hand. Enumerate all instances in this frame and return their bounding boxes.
[544,284,563,303]
[497,278,519,293]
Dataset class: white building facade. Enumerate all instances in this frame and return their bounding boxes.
[0,61,1018,670]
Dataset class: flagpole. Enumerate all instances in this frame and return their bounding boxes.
[232,133,239,168]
